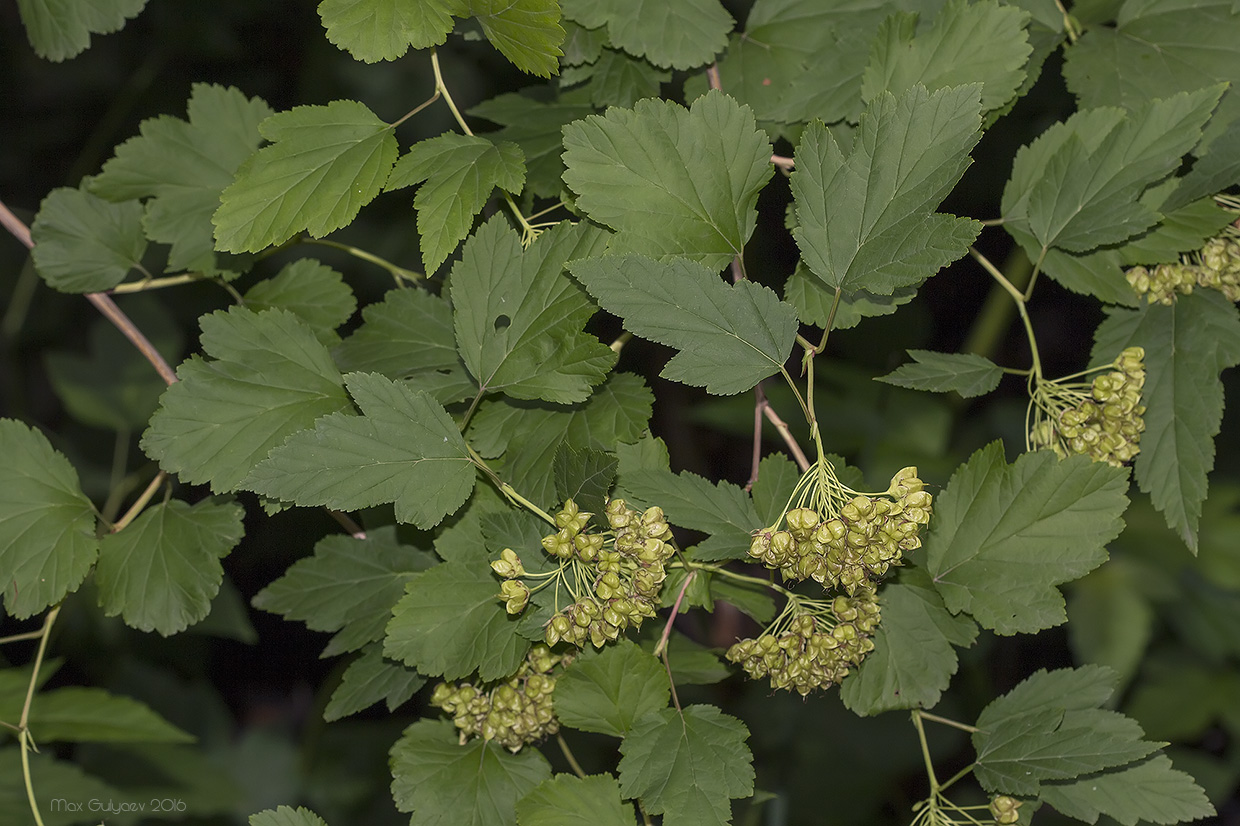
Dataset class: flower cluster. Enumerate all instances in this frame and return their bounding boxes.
[494,498,675,649]
[1127,238,1240,305]
[1028,347,1146,467]
[725,594,881,695]
[747,464,930,595]
[429,644,570,751]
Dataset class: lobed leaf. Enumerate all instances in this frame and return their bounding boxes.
[469,92,594,198]
[245,372,476,528]
[562,90,773,270]
[516,774,636,826]
[242,259,357,343]
[30,185,147,293]
[554,640,670,736]
[390,719,550,826]
[323,642,425,722]
[570,255,797,396]
[1038,755,1215,826]
[0,419,98,619]
[877,350,1003,398]
[791,85,983,296]
[561,0,732,70]
[25,687,194,744]
[250,806,329,826]
[465,0,565,78]
[923,443,1129,635]
[15,0,149,62]
[318,0,459,62]
[96,499,245,636]
[141,307,351,493]
[620,467,763,560]
[213,100,398,253]
[333,286,461,383]
[553,445,617,516]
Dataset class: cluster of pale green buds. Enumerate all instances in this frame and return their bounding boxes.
[725,594,880,695]
[748,465,931,595]
[430,644,569,751]
[494,498,675,650]
[1028,347,1146,467]
[1127,229,1240,305]
[989,796,1022,825]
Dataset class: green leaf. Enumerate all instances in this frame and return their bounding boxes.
[95,499,244,636]
[250,805,329,826]
[618,705,754,826]
[1062,0,1240,139]
[1040,755,1214,825]
[1024,87,1224,253]
[1066,562,1154,691]
[90,83,272,274]
[386,133,525,274]
[468,373,654,507]
[841,568,978,716]
[465,0,564,77]
[243,259,357,342]
[562,90,773,270]
[784,265,917,330]
[620,467,763,561]
[791,86,983,296]
[28,687,193,743]
[385,560,528,680]
[560,47,670,109]
[561,0,732,69]
[570,255,797,395]
[554,640,670,736]
[15,0,148,61]
[972,666,1164,795]
[751,453,800,526]
[334,286,459,380]
[0,419,98,619]
[244,371,476,528]
[451,218,615,403]
[318,0,459,62]
[639,630,731,686]
[0,748,124,826]
[1092,291,1240,550]
[252,526,435,655]
[390,719,551,825]
[877,350,1003,398]
[553,445,617,516]
[213,100,398,252]
[141,307,351,493]
[469,92,595,198]
[324,641,425,722]
[861,0,1031,115]
[1165,126,1240,211]
[923,442,1129,635]
[30,185,147,293]
[517,774,636,826]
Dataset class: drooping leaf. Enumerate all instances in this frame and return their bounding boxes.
[141,307,351,493]
[562,90,773,270]
[15,0,148,61]
[861,0,1032,115]
[1023,87,1224,253]
[972,666,1164,795]
[317,0,459,62]
[389,719,551,826]
[617,705,754,826]
[242,259,357,342]
[791,86,983,296]
[464,0,565,78]
[1038,756,1215,826]
[468,373,654,507]
[252,526,436,655]
[250,806,329,826]
[96,499,244,636]
[213,100,398,252]
[30,185,147,293]
[1091,291,1240,551]
[784,265,918,330]
[469,92,595,198]
[561,0,732,69]
[323,641,425,721]
[620,467,763,560]
[923,442,1129,635]
[25,687,193,744]
[1165,126,1240,211]
[385,133,525,274]
[553,445,617,516]
[841,568,978,715]
[570,255,797,395]
[516,774,636,826]
[384,560,529,680]
[877,350,1003,398]
[90,83,272,274]
[0,419,98,619]
[333,286,460,380]
[245,372,476,528]
[554,640,670,736]
[451,218,614,403]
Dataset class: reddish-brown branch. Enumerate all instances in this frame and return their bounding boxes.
[771,154,795,170]
[762,400,811,471]
[0,197,178,386]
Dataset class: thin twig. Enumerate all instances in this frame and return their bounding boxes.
[747,385,765,491]
[0,200,34,248]
[328,510,367,540]
[761,402,811,471]
[706,64,722,91]
[771,154,795,170]
[556,733,587,778]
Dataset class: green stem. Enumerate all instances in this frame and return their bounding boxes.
[110,273,202,293]
[302,238,422,285]
[912,710,939,790]
[969,247,1042,380]
[917,710,979,733]
[679,561,795,599]
[556,733,587,778]
[19,605,60,826]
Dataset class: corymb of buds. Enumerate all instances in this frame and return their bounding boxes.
[747,459,931,595]
[1027,346,1146,467]
[1126,195,1240,305]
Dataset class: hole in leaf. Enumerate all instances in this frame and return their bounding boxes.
[494,315,511,330]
